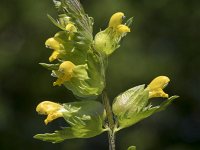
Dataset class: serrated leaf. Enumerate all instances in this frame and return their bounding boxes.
[39,63,59,70]
[34,127,75,143]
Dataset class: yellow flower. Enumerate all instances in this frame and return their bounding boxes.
[49,51,59,62]
[66,23,77,32]
[45,37,61,62]
[45,37,61,50]
[53,61,75,86]
[36,101,63,125]
[147,76,170,98]
[109,12,125,28]
[109,12,130,34]
[66,23,77,40]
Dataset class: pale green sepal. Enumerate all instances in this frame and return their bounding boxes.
[72,64,89,80]
[94,30,116,55]
[128,146,136,150]
[39,63,59,70]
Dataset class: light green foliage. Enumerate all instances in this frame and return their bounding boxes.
[128,146,136,150]
[112,85,179,129]
[34,101,106,143]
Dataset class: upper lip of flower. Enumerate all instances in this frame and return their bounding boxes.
[108,12,131,34]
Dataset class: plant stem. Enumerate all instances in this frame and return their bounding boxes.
[102,91,116,150]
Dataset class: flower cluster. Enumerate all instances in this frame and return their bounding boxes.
[34,0,178,147]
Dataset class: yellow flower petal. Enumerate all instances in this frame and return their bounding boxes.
[36,101,63,125]
[109,12,125,28]
[147,76,170,98]
[65,23,77,40]
[116,24,130,34]
[66,23,77,32]
[49,50,59,62]
[53,61,75,86]
[45,37,60,50]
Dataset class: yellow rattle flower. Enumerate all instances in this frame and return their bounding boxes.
[66,23,77,40]
[53,61,76,86]
[36,101,64,125]
[109,12,130,34]
[45,37,61,62]
[147,76,170,98]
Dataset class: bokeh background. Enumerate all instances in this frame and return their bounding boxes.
[0,0,200,150]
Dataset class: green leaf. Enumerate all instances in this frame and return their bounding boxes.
[39,63,59,70]
[113,85,179,129]
[34,127,75,143]
[112,85,147,117]
[128,146,136,150]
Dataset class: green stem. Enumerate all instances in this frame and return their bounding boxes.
[102,91,116,150]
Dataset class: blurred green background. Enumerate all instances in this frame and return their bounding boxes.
[0,0,200,150]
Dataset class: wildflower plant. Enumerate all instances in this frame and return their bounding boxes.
[34,0,179,149]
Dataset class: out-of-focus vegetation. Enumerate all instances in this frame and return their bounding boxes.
[0,0,199,149]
